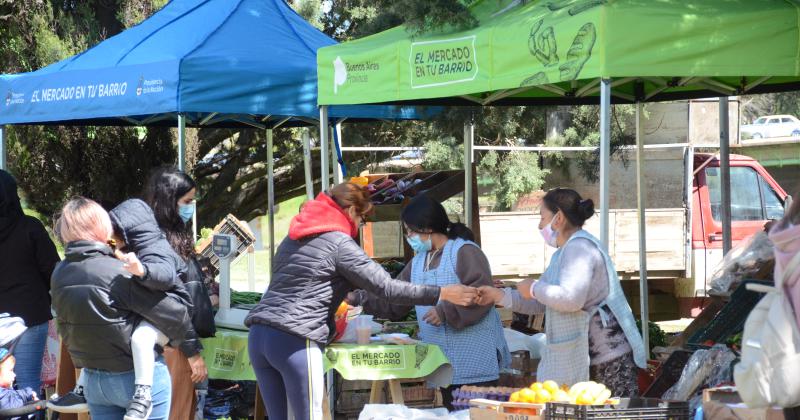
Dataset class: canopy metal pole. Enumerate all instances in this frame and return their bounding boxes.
[719,97,732,254]
[635,102,649,356]
[0,126,6,171]
[464,121,475,230]
[334,122,344,184]
[267,129,275,278]
[320,106,330,192]
[302,129,314,200]
[599,79,611,251]
[177,114,186,171]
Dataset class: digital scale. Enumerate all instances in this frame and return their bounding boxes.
[212,234,249,330]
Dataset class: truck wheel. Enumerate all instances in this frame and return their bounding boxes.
[792,130,800,137]
[753,133,763,139]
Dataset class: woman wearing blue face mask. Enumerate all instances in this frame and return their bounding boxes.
[347,193,510,411]
[144,167,213,420]
[476,188,646,396]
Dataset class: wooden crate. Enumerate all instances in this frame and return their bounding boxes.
[469,399,544,420]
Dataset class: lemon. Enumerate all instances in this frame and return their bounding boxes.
[543,380,559,394]
[554,390,570,402]
[530,382,544,392]
[519,388,537,404]
[509,391,522,403]
[535,389,552,404]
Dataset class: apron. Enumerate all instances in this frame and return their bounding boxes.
[537,230,647,386]
[412,238,511,385]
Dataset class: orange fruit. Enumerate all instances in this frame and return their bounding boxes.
[519,388,537,404]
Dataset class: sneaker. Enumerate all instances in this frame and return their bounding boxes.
[47,390,89,413]
[123,385,153,420]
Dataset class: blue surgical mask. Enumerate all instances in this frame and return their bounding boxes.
[178,203,195,224]
[405,234,432,254]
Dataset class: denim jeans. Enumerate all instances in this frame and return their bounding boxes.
[83,357,171,420]
[11,321,48,392]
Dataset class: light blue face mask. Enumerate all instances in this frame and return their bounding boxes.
[178,203,195,223]
[405,234,432,254]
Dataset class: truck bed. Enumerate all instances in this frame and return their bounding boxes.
[480,209,687,279]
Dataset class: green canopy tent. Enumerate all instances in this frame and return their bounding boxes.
[317,0,800,353]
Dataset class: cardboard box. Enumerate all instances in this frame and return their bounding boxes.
[703,387,786,420]
[469,399,544,420]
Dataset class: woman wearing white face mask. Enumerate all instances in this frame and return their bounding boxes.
[476,188,646,396]
[347,193,510,411]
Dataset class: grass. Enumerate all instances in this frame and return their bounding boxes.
[228,195,306,293]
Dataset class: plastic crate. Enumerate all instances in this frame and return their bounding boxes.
[546,398,690,420]
[687,279,770,348]
[643,350,694,398]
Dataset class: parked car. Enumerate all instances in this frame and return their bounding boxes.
[740,114,800,139]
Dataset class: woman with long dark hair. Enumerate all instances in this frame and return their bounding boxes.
[477,188,646,396]
[144,167,211,420]
[347,193,510,411]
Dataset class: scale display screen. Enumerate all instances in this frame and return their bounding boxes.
[212,235,234,258]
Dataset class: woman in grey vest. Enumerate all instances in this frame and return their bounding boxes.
[348,194,510,411]
[477,188,646,397]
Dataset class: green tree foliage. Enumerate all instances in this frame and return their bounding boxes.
[1,0,176,222]
[545,105,636,183]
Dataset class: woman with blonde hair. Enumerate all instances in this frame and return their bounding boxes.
[50,197,194,420]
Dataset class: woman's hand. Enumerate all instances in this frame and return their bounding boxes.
[475,286,504,306]
[188,355,208,384]
[439,284,478,306]
[114,250,145,277]
[423,309,443,326]
[517,278,536,300]
[209,294,220,308]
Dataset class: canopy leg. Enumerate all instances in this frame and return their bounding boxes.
[177,114,186,171]
[303,129,314,200]
[267,128,275,278]
[719,97,732,255]
[635,102,650,356]
[320,106,330,192]
[599,79,611,251]
[0,125,6,171]
[464,121,474,230]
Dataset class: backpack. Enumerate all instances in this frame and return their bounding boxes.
[733,251,800,408]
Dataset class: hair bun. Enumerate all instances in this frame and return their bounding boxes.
[578,199,595,220]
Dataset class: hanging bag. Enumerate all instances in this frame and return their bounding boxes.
[733,251,800,408]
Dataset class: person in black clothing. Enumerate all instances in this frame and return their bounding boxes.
[0,170,60,392]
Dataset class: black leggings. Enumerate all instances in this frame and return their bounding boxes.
[248,324,325,420]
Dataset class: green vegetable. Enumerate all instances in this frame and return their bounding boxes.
[636,320,668,359]
[230,291,263,305]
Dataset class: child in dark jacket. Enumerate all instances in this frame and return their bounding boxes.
[48,199,200,420]
[0,355,38,416]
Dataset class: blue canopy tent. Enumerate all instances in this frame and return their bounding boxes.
[0,0,430,262]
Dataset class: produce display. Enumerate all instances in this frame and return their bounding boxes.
[451,386,517,411]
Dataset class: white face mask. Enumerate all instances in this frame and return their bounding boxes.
[540,222,558,248]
